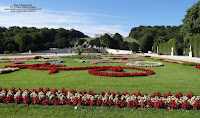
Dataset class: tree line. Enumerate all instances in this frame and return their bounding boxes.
[128,0,200,57]
[88,33,139,52]
[0,26,138,54]
[0,27,87,53]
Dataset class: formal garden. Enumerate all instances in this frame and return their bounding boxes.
[0,54,200,117]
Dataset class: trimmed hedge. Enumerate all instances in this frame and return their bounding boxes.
[159,39,175,55]
[190,35,200,57]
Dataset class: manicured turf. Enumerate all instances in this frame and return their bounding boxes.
[0,55,200,117]
[1,104,200,118]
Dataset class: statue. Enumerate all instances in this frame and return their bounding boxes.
[189,45,192,57]
[171,47,174,56]
[157,46,159,54]
[28,50,32,54]
[73,41,99,53]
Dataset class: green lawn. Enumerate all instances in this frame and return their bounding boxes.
[0,56,200,117]
[123,37,138,43]
[1,104,200,118]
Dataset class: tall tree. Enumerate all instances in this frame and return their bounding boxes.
[113,33,123,42]
[139,34,154,52]
[99,34,112,47]
[180,1,200,36]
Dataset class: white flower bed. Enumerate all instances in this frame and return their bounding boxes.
[74,59,109,63]
[0,68,20,74]
[126,61,164,67]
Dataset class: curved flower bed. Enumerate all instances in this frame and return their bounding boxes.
[5,63,66,74]
[196,66,200,69]
[126,61,164,67]
[4,63,155,77]
[88,66,154,77]
[109,67,123,72]
[0,68,20,74]
[0,87,200,110]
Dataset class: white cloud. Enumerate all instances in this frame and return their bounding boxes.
[0,5,129,37]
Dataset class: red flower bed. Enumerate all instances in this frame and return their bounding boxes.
[0,87,199,110]
[159,59,179,64]
[109,67,123,72]
[88,66,155,77]
[143,56,180,64]
[4,63,155,77]
[143,56,151,58]
[34,56,42,59]
[196,66,200,69]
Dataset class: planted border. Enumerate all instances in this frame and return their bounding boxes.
[0,87,200,110]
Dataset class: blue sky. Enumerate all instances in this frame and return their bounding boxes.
[0,0,199,37]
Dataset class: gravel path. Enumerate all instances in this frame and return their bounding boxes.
[0,53,199,63]
[136,53,200,63]
[0,53,100,59]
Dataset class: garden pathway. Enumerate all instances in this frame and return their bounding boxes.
[137,53,200,63]
[1,53,200,63]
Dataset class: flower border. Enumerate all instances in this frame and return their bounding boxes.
[0,87,200,110]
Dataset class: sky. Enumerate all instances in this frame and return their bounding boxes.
[0,0,199,37]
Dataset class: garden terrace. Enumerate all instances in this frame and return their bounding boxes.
[0,55,200,117]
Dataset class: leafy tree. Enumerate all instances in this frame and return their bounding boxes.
[119,41,129,50]
[129,42,139,52]
[89,38,101,47]
[180,1,200,36]
[75,47,83,55]
[0,26,88,53]
[139,34,154,52]
[113,33,123,42]
[55,38,70,48]
[99,34,112,47]
[78,39,86,45]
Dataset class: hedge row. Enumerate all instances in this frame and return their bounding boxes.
[190,35,200,57]
[159,39,175,55]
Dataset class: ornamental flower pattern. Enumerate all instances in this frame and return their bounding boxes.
[4,63,155,77]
